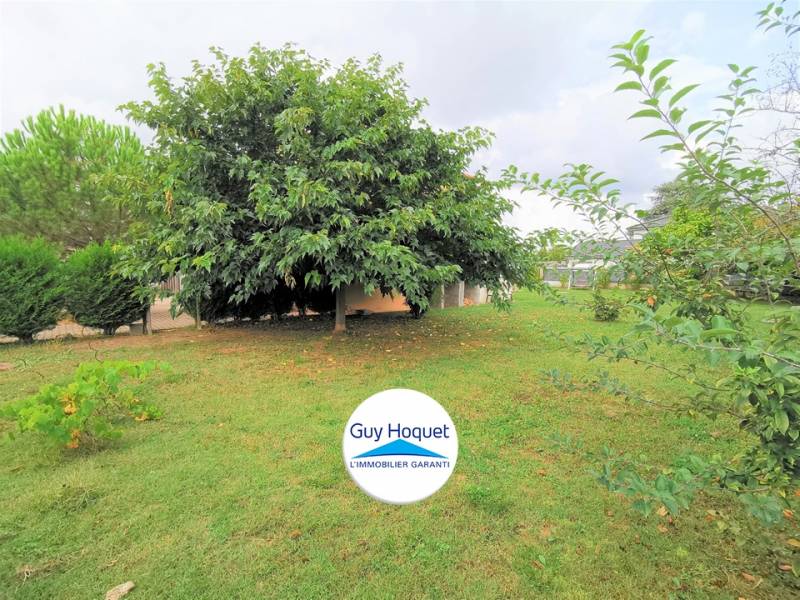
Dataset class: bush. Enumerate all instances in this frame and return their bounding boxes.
[197,281,295,323]
[0,235,63,342]
[625,271,643,291]
[590,291,622,321]
[0,360,166,449]
[62,242,146,335]
[198,283,235,323]
[593,267,611,290]
[558,272,570,289]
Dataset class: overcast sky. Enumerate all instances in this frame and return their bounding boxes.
[0,1,790,234]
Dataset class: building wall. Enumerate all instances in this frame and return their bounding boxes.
[344,284,409,313]
[442,281,465,308]
[464,284,488,305]
[345,281,490,313]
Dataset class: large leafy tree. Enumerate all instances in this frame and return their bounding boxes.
[122,46,525,331]
[0,106,148,249]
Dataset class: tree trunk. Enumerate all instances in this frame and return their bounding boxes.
[194,296,202,330]
[334,286,346,333]
[143,305,153,335]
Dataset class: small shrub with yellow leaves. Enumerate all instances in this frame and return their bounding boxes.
[1,360,167,450]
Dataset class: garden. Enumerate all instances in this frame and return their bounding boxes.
[0,291,796,599]
[1,2,800,599]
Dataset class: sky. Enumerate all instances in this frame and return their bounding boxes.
[0,0,790,235]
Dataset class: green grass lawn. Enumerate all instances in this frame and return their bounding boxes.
[1,290,798,599]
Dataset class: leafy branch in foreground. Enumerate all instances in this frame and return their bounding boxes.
[511,11,800,525]
[758,1,800,37]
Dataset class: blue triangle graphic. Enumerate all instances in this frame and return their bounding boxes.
[353,439,447,459]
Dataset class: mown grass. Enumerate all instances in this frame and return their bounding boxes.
[0,290,798,599]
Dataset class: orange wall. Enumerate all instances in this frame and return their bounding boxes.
[344,282,490,313]
[345,284,409,313]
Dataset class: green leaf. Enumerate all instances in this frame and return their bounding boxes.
[634,43,650,65]
[304,270,322,287]
[687,120,713,134]
[695,123,720,143]
[615,81,643,92]
[628,109,661,119]
[649,58,677,80]
[699,328,738,340]
[669,107,684,123]
[775,410,790,434]
[669,84,700,108]
[595,178,619,188]
[640,129,679,141]
[652,76,670,96]
[629,29,647,45]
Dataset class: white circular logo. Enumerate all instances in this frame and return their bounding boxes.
[343,389,458,505]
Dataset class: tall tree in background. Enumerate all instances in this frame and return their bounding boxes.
[644,180,693,218]
[122,46,526,331]
[0,106,148,249]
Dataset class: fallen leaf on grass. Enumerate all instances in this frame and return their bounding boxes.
[787,538,800,549]
[657,524,669,534]
[289,529,302,540]
[656,506,669,517]
[740,572,756,583]
[778,564,793,572]
[105,581,135,600]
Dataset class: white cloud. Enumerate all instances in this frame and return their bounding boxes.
[0,0,789,239]
[681,11,706,37]
[502,187,596,236]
